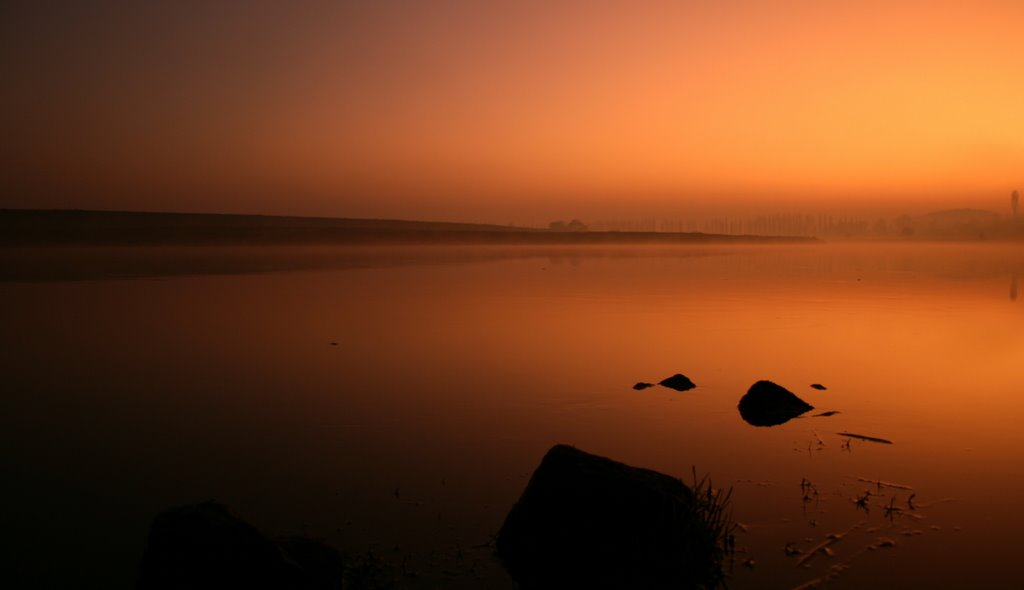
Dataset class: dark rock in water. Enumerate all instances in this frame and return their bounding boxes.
[810,383,827,390]
[659,373,696,391]
[497,444,725,589]
[633,382,655,390]
[738,380,814,427]
[137,501,343,590]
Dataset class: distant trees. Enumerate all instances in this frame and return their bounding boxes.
[894,214,914,237]
[549,219,588,232]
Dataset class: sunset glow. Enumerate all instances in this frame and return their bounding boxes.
[4,1,1024,221]
[7,4,1024,588]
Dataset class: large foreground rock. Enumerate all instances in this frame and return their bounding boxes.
[738,380,814,426]
[496,444,724,589]
[137,502,344,590]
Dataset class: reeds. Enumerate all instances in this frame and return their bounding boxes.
[690,467,737,588]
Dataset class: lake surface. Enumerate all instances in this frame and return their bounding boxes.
[2,243,1023,588]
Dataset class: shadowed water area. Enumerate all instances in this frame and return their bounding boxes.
[2,243,1023,588]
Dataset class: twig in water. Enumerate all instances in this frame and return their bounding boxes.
[854,477,914,491]
[836,432,894,444]
[795,521,864,568]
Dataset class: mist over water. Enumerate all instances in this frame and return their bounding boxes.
[6,2,1024,585]
[2,243,1023,588]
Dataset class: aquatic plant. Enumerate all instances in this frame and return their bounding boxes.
[688,467,737,589]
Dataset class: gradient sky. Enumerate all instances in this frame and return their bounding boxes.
[3,0,1023,223]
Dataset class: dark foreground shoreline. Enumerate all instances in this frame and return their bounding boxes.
[0,209,819,246]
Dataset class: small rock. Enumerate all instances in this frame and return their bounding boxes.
[658,374,696,391]
[810,383,827,390]
[738,380,814,427]
[632,382,655,390]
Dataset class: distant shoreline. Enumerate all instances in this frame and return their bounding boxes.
[0,209,820,246]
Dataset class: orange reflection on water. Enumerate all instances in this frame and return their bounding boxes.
[1,243,1023,588]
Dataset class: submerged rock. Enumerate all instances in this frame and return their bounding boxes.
[738,380,814,427]
[633,382,655,390]
[137,501,344,590]
[659,373,697,391]
[496,444,727,589]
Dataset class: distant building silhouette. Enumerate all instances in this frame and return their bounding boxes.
[548,219,588,232]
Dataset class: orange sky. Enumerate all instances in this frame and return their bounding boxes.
[2,0,1023,223]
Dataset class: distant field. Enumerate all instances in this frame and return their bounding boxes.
[0,209,819,245]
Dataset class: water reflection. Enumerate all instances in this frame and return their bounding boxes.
[5,243,1024,292]
[1012,275,1018,301]
[2,243,1024,588]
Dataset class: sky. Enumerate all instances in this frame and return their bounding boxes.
[2,0,1023,224]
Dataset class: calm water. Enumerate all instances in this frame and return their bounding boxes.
[2,243,1023,588]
